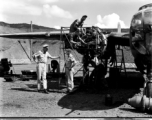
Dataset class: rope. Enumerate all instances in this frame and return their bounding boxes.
[18,41,32,61]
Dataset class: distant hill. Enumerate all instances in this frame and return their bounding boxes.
[0,21,57,33]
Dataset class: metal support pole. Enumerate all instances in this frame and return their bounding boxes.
[30,21,33,61]
[121,48,127,77]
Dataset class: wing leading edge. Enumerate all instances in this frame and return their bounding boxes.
[0,30,130,46]
[0,30,69,40]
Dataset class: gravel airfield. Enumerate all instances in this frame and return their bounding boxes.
[0,64,152,118]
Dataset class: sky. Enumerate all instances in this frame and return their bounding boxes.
[0,0,151,29]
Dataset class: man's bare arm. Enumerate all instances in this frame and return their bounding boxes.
[48,53,60,59]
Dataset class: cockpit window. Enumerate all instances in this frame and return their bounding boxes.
[131,13,142,29]
[144,11,152,24]
[130,12,143,43]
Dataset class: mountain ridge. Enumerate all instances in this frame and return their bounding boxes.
[0,21,57,32]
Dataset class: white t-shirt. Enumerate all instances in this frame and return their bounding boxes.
[33,51,52,63]
[65,54,76,68]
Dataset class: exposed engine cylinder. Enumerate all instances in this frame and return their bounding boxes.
[128,94,152,112]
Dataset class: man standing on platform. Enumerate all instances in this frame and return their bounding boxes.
[69,15,88,46]
[33,44,60,94]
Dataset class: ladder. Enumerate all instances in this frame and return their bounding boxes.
[59,27,85,88]
[113,45,127,77]
[60,27,83,75]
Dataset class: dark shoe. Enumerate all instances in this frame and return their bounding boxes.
[66,90,70,94]
[44,89,49,94]
[47,89,50,92]
[66,89,74,94]
[38,90,42,93]
[66,89,71,94]
[69,90,73,93]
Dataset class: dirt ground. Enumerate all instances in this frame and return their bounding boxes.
[0,65,152,118]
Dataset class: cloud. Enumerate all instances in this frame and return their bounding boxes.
[53,26,61,29]
[121,0,152,2]
[0,0,72,23]
[0,0,42,16]
[27,0,59,4]
[95,13,128,28]
[101,0,151,2]
[43,5,73,19]
[70,0,90,2]
[0,14,7,22]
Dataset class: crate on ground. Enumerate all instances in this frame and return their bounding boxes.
[4,74,19,82]
[21,70,37,80]
[47,72,65,79]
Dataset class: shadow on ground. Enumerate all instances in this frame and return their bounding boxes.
[11,87,37,92]
[107,71,144,89]
[9,70,144,113]
[119,108,143,114]
[57,88,138,113]
[57,71,143,112]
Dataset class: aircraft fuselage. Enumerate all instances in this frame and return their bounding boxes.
[130,4,152,80]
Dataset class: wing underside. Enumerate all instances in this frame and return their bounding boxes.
[107,32,130,46]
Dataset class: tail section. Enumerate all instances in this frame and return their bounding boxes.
[117,22,121,33]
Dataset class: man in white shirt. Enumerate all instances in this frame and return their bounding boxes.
[33,44,60,94]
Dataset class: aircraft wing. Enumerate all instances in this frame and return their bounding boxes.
[0,30,69,40]
[107,32,130,46]
[0,30,130,46]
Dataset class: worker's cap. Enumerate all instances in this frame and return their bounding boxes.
[80,15,87,21]
[43,44,49,48]
[82,15,87,18]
